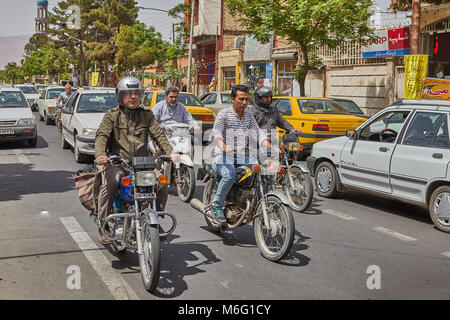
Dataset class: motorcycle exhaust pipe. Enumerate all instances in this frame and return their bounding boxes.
[190,198,206,215]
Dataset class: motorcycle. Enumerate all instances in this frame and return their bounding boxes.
[149,123,196,203]
[277,132,313,212]
[93,155,177,293]
[191,150,295,262]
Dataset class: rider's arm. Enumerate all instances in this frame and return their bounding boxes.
[148,111,173,156]
[181,104,198,127]
[95,110,114,160]
[276,109,295,132]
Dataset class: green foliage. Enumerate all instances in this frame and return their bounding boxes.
[4,62,24,84]
[226,0,375,96]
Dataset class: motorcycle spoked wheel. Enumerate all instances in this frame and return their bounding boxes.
[253,195,295,262]
[282,166,314,212]
[139,217,161,293]
[203,179,222,233]
[176,165,196,203]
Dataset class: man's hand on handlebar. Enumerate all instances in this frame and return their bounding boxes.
[222,144,232,153]
[95,155,109,166]
[293,128,302,135]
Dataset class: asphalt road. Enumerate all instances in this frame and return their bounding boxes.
[0,112,449,300]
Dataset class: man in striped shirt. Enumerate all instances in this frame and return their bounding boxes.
[209,85,280,224]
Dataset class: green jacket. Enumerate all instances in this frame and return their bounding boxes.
[95,105,173,161]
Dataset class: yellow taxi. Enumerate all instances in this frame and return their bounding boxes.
[143,90,215,141]
[272,96,367,152]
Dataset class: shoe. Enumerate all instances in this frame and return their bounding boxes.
[98,227,113,245]
[210,207,227,224]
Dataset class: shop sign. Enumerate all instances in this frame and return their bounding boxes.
[362,27,410,58]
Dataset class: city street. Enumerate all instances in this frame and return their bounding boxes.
[0,112,449,300]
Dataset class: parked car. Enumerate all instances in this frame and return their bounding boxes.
[272,96,367,156]
[143,90,215,141]
[35,84,49,95]
[307,99,450,233]
[60,89,117,163]
[331,98,370,119]
[0,88,37,147]
[37,86,77,125]
[199,91,233,116]
[15,84,40,111]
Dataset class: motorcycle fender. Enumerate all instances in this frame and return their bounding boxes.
[147,212,159,226]
[180,154,194,167]
[264,191,291,207]
[290,163,309,174]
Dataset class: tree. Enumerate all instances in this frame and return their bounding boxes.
[226,0,375,96]
[4,62,23,84]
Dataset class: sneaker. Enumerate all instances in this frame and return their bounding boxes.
[211,207,226,224]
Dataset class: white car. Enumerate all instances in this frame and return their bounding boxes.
[15,84,40,111]
[0,88,37,147]
[307,99,450,233]
[60,89,117,163]
[37,86,66,125]
[200,91,233,116]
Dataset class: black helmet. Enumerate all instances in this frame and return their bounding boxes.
[254,86,273,109]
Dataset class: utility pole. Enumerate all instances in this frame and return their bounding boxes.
[187,0,196,92]
[411,0,421,55]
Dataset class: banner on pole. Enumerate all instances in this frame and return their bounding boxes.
[404,55,428,100]
[91,72,99,87]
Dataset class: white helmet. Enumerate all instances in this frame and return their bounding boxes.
[116,76,144,106]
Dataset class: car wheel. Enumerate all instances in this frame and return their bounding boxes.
[314,161,339,198]
[429,186,450,233]
[44,112,52,125]
[74,135,88,163]
[39,112,44,121]
[28,135,37,147]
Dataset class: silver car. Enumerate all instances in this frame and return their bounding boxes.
[200,91,233,116]
[0,88,37,147]
[307,99,450,233]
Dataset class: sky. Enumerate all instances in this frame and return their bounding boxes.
[0,0,183,40]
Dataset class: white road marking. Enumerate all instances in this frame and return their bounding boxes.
[40,211,49,217]
[373,227,418,242]
[441,251,450,258]
[60,216,139,300]
[14,149,29,164]
[322,209,358,221]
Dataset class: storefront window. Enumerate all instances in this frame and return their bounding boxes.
[244,62,266,89]
[223,68,235,91]
[277,60,296,96]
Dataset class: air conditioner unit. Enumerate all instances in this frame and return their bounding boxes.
[234,37,245,49]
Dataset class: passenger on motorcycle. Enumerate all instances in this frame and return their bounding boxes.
[209,84,281,224]
[94,77,179,244]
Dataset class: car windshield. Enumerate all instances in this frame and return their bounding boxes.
[47,88,65,99]
[221,93,232,104]
[156,92,204,106]
[298,99,351,114]
[77,93,118,113]
[17,86,39,94]
[335,100,364,114]
[0,92,28,108]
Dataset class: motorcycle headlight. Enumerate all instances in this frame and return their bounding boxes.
[82,128,97,137]
[135,171,156,186]
[17,118,35,126]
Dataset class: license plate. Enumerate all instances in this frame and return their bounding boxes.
[0,129,14,135]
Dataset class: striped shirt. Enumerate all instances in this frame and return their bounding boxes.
[212,106,267,157]
[151,100,198,127]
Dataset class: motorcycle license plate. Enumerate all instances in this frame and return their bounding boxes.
[0,129,14,135]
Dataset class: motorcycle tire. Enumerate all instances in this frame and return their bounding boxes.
[177,165,196,203]
[253,195,294,262]
[282,166,313,212]
[139,218,161,293]
[203,179,222,233]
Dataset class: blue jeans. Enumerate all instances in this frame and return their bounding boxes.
[211,154,254,209]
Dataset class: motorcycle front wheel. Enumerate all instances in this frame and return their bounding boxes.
[139,217,161,293]
[177,165,196,203]
[253,195,294,262]
[282,166,313,212]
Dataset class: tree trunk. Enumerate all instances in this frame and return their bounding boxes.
[104,62,108,87]
[411,0,421,55]
[295,42,309,97]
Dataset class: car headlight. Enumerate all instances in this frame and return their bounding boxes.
[135,171,157,186]
[17,118,35,126]
[81,128,97,137]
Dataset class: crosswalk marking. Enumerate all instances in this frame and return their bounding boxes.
[60,216,139,300]
[322,209,358,221]
[14,149,29,164]
[373,227,418,242]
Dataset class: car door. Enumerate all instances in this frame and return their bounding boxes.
[61,93,78,144]
[339,110,411,194]
[390,110,450,203]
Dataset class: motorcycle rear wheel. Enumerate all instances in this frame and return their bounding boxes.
[282,166,313,212]
[177,165,196,203]
[139,218,161,293]
[254,195,294,262]
[203,179,222,233]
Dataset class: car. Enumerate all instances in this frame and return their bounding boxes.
[143,90,215,141]
[0,88,37,147]
[272,96,367,156]
[330,98,370,119]
[306,99,450,233]
[37,86,77,125]
[15,84,40,111]
[60,89,117,163]
[35,84,49,94]
[199,91,233,116]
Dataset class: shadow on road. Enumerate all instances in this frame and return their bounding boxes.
[278,230,311,267]
[0,163,75,202]
[0,135,49,150]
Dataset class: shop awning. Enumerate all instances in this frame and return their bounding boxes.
[271,52,298,60]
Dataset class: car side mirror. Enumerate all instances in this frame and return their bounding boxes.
[346,130,357,139]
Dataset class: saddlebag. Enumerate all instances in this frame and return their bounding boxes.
[73,164,103,213]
